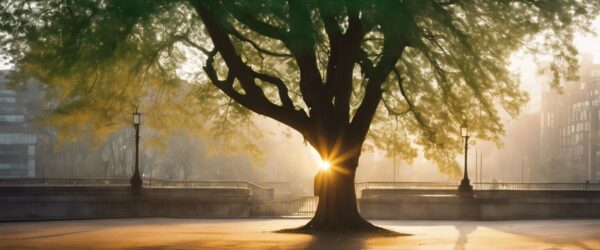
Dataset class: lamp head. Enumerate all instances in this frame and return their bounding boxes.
[461,125,469,137]
[133,110,141,125]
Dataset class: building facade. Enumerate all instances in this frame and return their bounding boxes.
[540,57,600,182]
[0,70,42,177]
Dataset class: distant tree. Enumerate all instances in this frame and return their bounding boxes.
[1,0,598,231]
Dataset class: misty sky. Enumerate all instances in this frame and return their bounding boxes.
[511,17,600,113]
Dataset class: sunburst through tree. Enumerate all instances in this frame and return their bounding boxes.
[1,0,599,231]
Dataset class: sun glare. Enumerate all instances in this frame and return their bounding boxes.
[310,147,331,171]
[318,160,331,170]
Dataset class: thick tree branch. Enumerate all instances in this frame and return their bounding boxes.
[227,26,292,57]
[349,42,405,145]
[347,1,420,146]
[193,1,309,134]
[253,71,295,109]
[318,1,343,99]
[356,50,375,77]
[221,1,287,41]
[203,50,239,99]
[332,4,364,126]
[317,1,365,128]
[286,0,328,116]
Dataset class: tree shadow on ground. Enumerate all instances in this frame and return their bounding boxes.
[275,228,411,250]
[376,220,599,250]
[453,224,477,250]
[490,220,598,250]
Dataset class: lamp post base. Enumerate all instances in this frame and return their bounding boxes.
[130,174,142,189]
[458,178,473,197]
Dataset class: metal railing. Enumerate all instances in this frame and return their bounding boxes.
[0,178,130,186]
[3,179,600,217]
[251,196,318,217]
[354,182,458,198]
[354,181,600,197]
[355,182,458,191]
[2,178,599,198]
[472,182,600,191]
[142,179,274,200]
[0,178,275,200]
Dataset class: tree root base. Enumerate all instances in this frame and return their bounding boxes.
[275,219,410,237]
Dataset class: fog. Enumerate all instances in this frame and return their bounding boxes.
[3,18,600,193]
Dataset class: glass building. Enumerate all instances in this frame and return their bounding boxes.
[0,70,41,177]
[540,56,600,182]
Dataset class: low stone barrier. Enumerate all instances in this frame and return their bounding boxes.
[0,178,276,201]
[0,186,252,221]
[4,186,600,221]
[359,189,600,220]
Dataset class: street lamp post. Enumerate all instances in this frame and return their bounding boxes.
[130,110,142,189]
[458,125,473,197]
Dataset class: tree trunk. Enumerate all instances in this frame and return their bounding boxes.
[291,157,385,232]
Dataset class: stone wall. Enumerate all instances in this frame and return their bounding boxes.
[0,186,252,221]
[4,187,600,221]
[359,189,600,220]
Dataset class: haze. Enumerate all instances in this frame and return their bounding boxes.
[1,17,600,192]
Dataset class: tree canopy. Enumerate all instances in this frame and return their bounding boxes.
[1,0,598,174]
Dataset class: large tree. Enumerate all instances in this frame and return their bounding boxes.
[1,0,598,231]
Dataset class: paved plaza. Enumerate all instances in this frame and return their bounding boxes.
[0,218,598,249]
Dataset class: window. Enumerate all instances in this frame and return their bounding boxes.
[0,97,15,103]
[586,122,590,131]
[0,133,37,144]
[0,89,16,95]
[0,106,14,112]
[0,163,26,169]
[546,113,555,128]
[0,115,24,123]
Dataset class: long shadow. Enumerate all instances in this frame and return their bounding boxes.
[305,233,369,250]
[453,224,477,250]
[489,220,598,250]
[17,228,106,240]
[377,220,599,250]
[301,232,408,250]
[275,225,411,250]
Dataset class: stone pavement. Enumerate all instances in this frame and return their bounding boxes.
[0,218,598,249]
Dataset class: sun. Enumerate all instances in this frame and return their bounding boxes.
[318,160,331,170]
[309,146,332,171]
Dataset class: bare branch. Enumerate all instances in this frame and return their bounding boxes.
[177,35,211,55]
[436,0,460,6]
[221,1,288,41]
[393,68,436,143]
[228,28,292,57]
[381,96,410,116]
[253,71,295,109]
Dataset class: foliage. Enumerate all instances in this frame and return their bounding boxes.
[1,0,598,174]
